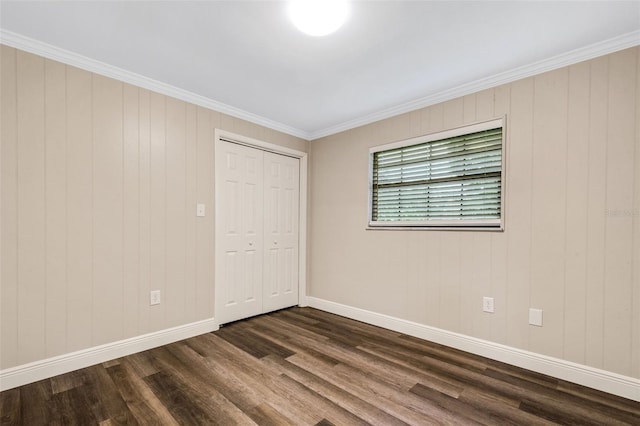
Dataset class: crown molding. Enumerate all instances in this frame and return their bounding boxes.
[2,28,638,142]
[308,29,640,140]
[0,29,311,140]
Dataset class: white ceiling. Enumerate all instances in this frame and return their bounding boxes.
[1,1,639,140]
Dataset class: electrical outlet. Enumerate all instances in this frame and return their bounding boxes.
[483,297,494,313]
[150,290,161,306]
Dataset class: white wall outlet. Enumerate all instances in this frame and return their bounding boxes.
[150,290,161,306]
[196,203,205,217]
[482,297,494,313]
[529,308,543,326]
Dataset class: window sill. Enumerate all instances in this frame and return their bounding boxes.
[366,225,504,232]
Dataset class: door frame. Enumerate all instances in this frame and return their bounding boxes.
[213,129,308,325]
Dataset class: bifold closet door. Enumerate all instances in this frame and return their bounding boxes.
[215,140,300,325]
[216,141,264,324]
[263,151,299,312]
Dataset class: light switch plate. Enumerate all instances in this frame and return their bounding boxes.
[150,290,161,306]
[529,308,543,326]
[483,297,494,313]
[196,203,205,217]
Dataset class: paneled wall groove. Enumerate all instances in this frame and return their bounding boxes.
[633,49,640,380]
[585,56,607,371]
[17,50,47,364]
[120,82,125,340]
[560,67,570,363]
[598,57,610,372]
[44,57,68,359]
[564,60,590,367]
[2,45,18,368]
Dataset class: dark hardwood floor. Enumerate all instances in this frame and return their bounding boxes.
[1,307,639,425]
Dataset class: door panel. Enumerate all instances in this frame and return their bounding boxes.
[263,152,299,312]
[215,141,264,324]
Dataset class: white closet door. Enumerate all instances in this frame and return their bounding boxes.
[263,152,300,312]
[215,141,264,324]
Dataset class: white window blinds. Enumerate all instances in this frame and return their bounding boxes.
[369,119,504,229]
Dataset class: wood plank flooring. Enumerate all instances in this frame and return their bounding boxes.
[1,307,639,425]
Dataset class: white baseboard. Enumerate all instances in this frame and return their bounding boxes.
[0,318,219,392]
[3,301,638,403]
[306,297,640,402]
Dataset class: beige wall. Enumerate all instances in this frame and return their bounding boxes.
[309,47,640,379]
[0,45,308,369]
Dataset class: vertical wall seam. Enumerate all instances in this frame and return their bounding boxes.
[122,83,125,339]
[90,73,95,346]
[64,64,70,354]
[63,63,68,354]
[14,49,20,362]
[195,108,199,319]
[629,48,638,376]
[43,57,48,357]
[183,103,187,319]
[505,84,513,345]
[601,56,610,368]
[562,67,571,360]
[148,94,152,330]
[503,84,511,343]
[137,87,141,335]
[184,103,189,319]
[528,76,536,351]
[163,96,167,326]
[205,110,212,317]
[583,62,592,366]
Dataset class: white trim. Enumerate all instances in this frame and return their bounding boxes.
[2,29,638,142]
[213,130,309,320]
[367,221,502,230]
[306,297,640,402]
[217,129,306,159]
[369,118,504,154]
[0,318,218,392]
[0,29,309,140]
[298,155,309,307]
[308,30,640,140]
[365,226,503,232]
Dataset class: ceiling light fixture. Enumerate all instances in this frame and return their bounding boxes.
[289,0,349,37]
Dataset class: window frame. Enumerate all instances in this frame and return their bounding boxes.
[367,117,506,231]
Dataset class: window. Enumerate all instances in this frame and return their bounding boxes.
[368,118,505,230]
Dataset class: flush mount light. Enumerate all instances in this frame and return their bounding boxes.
[289,0,349,37]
